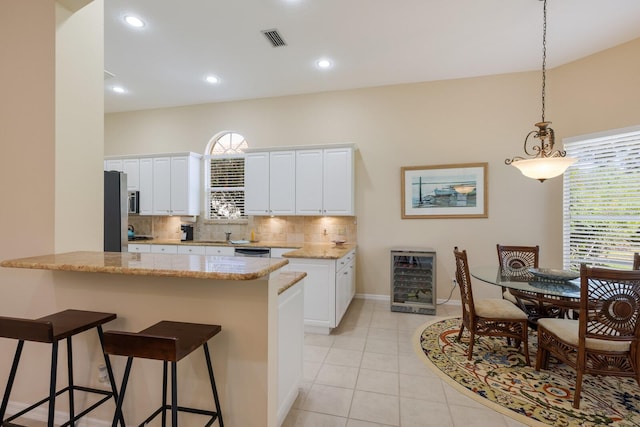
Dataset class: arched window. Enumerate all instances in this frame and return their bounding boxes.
[205,132,248,220]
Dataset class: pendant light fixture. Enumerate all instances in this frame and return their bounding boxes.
[505,0,576,182]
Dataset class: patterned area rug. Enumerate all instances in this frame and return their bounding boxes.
[414,317,640,427]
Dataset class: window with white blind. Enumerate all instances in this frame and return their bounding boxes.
[205,132,248,220]
[563,126,640,270]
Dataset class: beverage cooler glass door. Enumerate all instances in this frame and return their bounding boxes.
[390,248,436,315]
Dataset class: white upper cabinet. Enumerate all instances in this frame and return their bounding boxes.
[138,158,153,215]
[153,154,201,216]
[245,151,296,216]
[269,151,296,215]
[295,150,324,215]
[104,159,123,172]
[296,146,354,216]
[322,147,354,216]
[122,158,140,190]
[244,152,270,215]
[152,157,172,215]
[106,152,201,216]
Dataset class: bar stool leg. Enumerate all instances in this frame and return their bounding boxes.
[203,343,224,427]
[67,337,75,426]
[112,357,133,427]
[161,361,168,427]
[0,340,24,422]
[48,341,59,427]
[171,362,178,427]
[97,326,125,427]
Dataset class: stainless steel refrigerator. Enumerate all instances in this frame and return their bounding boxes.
[104,170,128,252]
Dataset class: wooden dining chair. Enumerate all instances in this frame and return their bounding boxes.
[535,264,640,408]
[634,252,640,270]
[453,247,530,365]
[496,244,539,304]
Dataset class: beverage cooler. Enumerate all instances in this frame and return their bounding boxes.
[390,248,436,315]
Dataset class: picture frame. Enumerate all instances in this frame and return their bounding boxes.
[401,162,488,219]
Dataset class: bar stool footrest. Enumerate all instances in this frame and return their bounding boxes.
[3,386,114,427]
[139,404,220,427]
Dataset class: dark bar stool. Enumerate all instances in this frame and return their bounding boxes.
[0,309,123,427]
[103,320,224,427]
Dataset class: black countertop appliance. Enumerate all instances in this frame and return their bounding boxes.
[181,224,194,241]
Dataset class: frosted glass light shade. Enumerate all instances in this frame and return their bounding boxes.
[511,157,577,182]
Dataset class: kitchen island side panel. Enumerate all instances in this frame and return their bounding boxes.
[27,270,270,426]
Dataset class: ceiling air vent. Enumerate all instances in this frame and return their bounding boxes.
[104,69,115,80]
[261,29,287,47]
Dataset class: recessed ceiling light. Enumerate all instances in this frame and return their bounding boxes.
[124,15,145,28]
[205,75,220,84]
[112,86,126,94]
[316,59,332,69]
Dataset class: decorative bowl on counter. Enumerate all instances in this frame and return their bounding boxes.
[528,267,579,282]
[332,239,346,246]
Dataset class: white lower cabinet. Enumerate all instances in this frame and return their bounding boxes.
[177,245,206,255]
[335,251,356,326]
[128,244,151,253]
[205,246,235,256]
[151,245,179,254]
[286,249,356,334]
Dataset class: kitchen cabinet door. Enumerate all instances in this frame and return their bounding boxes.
[170,155,201,216]
[138,158,153,215]
[244,152,270,215]
[323,147,354,215]
[122,158,140,190]
[105,159,123,172]
[295,149,323,215]
[152,157,172,215]
[286,258,336,334]
[268,151,296,215]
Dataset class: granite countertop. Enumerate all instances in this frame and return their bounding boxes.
[0,251,289,281]
[136,240,356,259]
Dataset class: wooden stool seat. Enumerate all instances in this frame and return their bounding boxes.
[0,309,122,427]
[103,321,221,362]
[104,320,224,427]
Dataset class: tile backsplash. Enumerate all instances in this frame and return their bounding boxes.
[128,215,357,244]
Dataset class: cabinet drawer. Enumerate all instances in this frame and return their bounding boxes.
[177,245,206,255]
[128,244,151,253]
[151,245,178,254]
[205,246,235,256]
[336,250,356,272]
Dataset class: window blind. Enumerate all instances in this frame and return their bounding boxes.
[206,156,245,219]
[563,127,640,270]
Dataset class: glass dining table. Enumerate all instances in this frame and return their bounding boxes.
[470,266,581,323]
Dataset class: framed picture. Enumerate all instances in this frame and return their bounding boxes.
[401,162,488,219]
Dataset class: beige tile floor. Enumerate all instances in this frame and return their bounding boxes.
[282,298,529,427]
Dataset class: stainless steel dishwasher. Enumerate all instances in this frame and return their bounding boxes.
[234,247,271,257]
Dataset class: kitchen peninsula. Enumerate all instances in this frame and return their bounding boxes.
[0,251,305,427]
